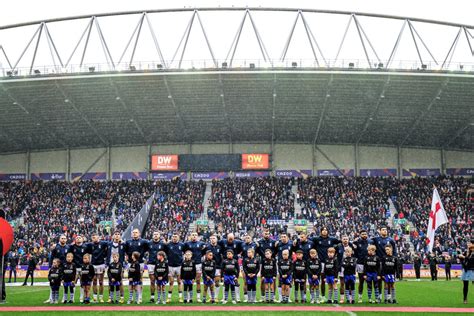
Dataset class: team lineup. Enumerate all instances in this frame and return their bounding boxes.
[44,225,401,305]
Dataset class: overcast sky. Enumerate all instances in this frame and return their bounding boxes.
[0,0,472,72]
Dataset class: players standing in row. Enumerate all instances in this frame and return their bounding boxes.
[46,226,400,305]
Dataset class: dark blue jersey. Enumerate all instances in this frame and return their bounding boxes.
[337,242,355,264]
[87,241,109,265]
[311,236,341,263]
[241,242,257,259]
[293,239,315,261]
[124,238,150,264]
[353,238,371,264]
[50,243,70,266]
[184,241,206,264]
[371,236,397,258]
[257,238,277,259]
[68,243,90,267]
[276,241,293,261]
[218,239,244,257]
[148,240,168,265]
[107,241,126,265]
[167,242,184,267]
[204,243,223,267]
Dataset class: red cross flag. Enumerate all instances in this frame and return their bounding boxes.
[426,187,449,252]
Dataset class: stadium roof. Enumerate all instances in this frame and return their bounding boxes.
[0,68,472,153]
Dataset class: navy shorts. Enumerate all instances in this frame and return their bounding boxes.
[325,275,336,285]
[308,277,320,286]
[279,275,292,285]
[183,279,194,286]
[384,274,395,283]
[263,277,274,284]
[223,274,237,286]
[344,275,356,284]
[366,272,378,282]
[155,279,168,286]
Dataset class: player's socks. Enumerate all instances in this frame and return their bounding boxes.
[278,287,282,300]
[345,289,350,301]
[235,286,240,301]
[392,288,396,300]
[375,287,379,301]
[231,290,236,302]
[334,290,339,302]
[211,288,216,301]
[197,290,201,301]
[179,291,183,299]
[271,291,275,301]
[316,289,320,302]
[80,288,84,301]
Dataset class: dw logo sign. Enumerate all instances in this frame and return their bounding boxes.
[242,154,269,170]
[151,155,179,171]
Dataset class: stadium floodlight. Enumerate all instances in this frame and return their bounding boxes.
[129,65,136,71]
[6,71,12,76]
[157,64,163,69]
[348,62,355,69]
[291,62,297,68]
[34,69,41,75]
[377,63,384,69]
[421,64,428,70]
[88,67,95,73]
[249,63,255,69]
[459,64,464,70]
[222,62,228,69]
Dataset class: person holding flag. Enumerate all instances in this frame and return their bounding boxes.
[426,187,449,253]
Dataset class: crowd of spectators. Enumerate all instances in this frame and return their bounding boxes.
[390,176,472,256]
[144,179,206,241]
[297,176,394,239]
[206,177,295,236]
[0,180,156,263]
[1,175,471,265]
[297,175,472,259]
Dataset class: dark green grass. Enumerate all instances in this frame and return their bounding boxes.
[1,279,471,308]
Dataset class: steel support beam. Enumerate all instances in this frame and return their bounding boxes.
[1,8,473,32]
[108,78,147,142]
[399,79,449,147]
[313,75,333,145]
[217,73,233,144]
[26,150,31,180]
[356,76,391,144]
[443,121,472,148]
[54,81,108,146]
[397,146,402,179]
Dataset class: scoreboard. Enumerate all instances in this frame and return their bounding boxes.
[150,153,270,172]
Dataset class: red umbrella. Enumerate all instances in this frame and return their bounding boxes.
[0,218,14,255]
